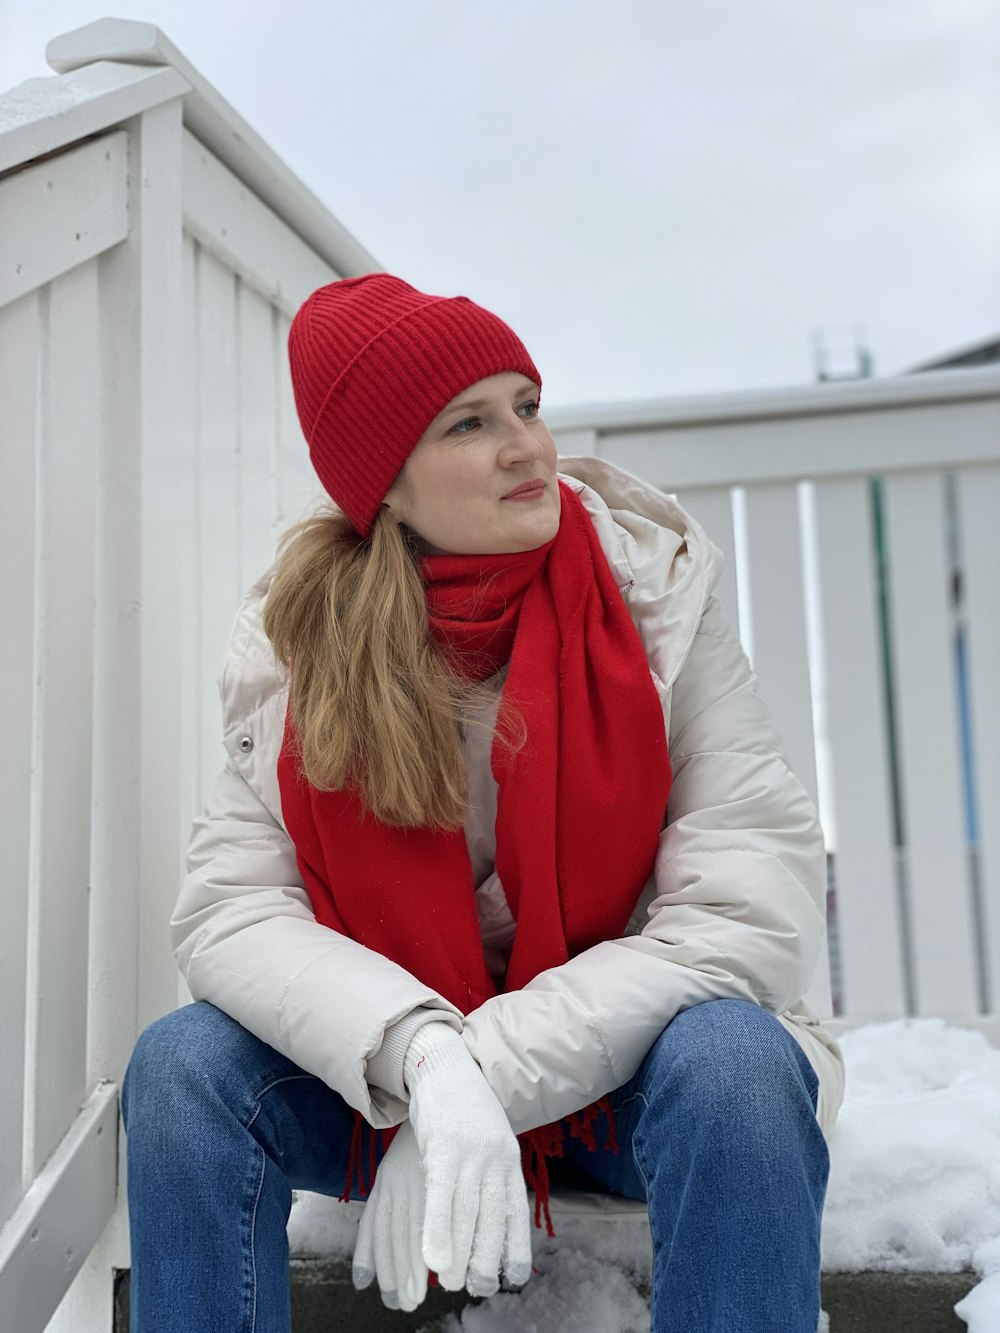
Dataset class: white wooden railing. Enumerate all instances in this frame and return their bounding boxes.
[1,16,997,1332]
[547,372,1000,1033]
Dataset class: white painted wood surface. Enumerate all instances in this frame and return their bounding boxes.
[130,99,190,1037]
[0,290,39,1226]
[0,61,190,173]
[0,132,127,307]
[0,1085,118,1333]
[26,261,100,1177]
[580,389,1000,488]
[743,482,819,807]
[46,18,377,278]
[183,130,338,316]
[274,308,326,541]
[675,485,740,635]
[236,282,282,590]
[195,244,243,792]
[882,472,978,1017]
[813,477,906,1019]
[956,463,1000,1011]
[0,22,376,1331]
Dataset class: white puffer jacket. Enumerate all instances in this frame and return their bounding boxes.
[172,457,844,1139]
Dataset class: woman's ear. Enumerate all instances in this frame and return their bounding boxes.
[382,474,406,521]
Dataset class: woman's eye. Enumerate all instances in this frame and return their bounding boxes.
[450,417,480,434]
[519,400,540,418]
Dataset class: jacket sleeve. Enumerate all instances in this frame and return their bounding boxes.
[172,759,463,1127]
[461,596,827,1134]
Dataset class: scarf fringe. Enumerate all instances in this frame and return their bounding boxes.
[340,1096,620,1237]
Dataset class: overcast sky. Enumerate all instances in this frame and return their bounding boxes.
[4,1,999,407]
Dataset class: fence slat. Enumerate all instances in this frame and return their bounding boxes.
[0,290,40,1219]
[743,483,831,1017]
[956,463,1000,1012]
[179,234,203,822]
[237,281,279,589]
[675,485,740,635]
[813,477,905,1019]
[274,310,323,540]
[743,482,819,806]
[27,262,100,1173]
[196,246,242,793]
[883,471,977,1016]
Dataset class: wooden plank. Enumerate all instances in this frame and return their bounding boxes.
[674,485,740,635]
[0,132,128,309]
[0,1083,118,1333]
[274,309,325,539]
[178,233,203,819]
[0,290,40,1226]
[597,396,1000,491]
[196,244,242,799]
[742,482,819,807]
[0,61,189,173]
[813,477,906,1019]
[955,463,1000,1014]
[85,226,145,1090]
[129,101,189,1035]
[182,130,336,317]
[743,483,830,1017]
[25,263,100,1176]
[236,281,279,589]
[883,472,977,1016]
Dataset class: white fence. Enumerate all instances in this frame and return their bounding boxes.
[547,375,1000,1032]
[1,16,998,1333]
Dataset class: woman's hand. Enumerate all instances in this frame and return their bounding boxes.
[352,1118,428,1311]
[406,1020,533,1297]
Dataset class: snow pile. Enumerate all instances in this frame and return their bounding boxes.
[288,1018,1000,1331]
[287,1192,360,1259]
[822,1019,1000,1330]
[287,1197,652,1332]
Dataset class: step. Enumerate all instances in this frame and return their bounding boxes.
[112,1263,980,1331]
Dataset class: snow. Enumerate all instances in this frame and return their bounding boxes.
[0,74,94,131]
[823,1020,1000,1331]
[288,1019,1000,1331]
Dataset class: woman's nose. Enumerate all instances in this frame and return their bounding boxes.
[499,413,544,462]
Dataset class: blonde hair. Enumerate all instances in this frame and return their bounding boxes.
[263,505,511,830]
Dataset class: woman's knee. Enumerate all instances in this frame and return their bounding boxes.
[122,1001,262,1132]
[639,999,820,1124]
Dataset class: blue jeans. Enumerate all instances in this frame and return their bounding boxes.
[122,998,828,1332]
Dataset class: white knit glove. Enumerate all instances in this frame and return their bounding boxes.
[354,1020,532,1305]
[352,1118,428,1311]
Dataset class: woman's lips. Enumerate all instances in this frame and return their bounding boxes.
[501,481,546,501]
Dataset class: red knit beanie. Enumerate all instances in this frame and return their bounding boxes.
[287,273,542,536]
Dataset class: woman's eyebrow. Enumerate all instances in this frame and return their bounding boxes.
[443,382,538,414]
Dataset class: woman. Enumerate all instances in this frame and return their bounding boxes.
[122,273,843,1332]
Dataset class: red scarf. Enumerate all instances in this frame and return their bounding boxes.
[278,482,672,1228]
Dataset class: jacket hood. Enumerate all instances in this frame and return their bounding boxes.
[556,455,724,693]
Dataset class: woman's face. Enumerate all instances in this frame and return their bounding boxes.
[383,372,561,555]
